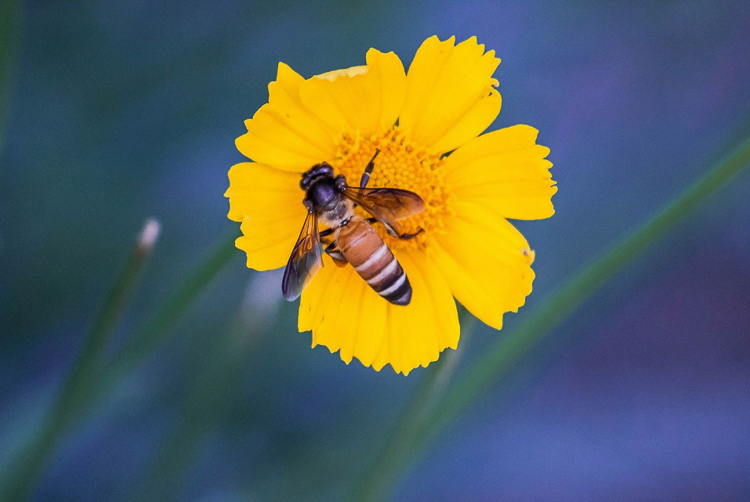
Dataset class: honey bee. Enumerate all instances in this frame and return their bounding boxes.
[282,151,425,305]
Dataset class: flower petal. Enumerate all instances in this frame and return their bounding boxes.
[299,49,407,138]
[225,162,306,271]
[400,36,501,154]
[444,124,556,220]
[428,200,535,330]
[236,63,337,172]
[376,250,460,375]
[299,249,459,375]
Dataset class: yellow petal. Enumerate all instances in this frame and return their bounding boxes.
[299,49,407,138]
[428,200,535,330]
[400,36,501,154]
[297,255,340,333]
[236,63,337,172]
[378,250,460,375]
[429,89,501,155]
[298,249,459,375]
[444,124,556,220]
[225,162,306,271]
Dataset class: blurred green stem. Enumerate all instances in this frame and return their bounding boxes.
[352,309,476,502]
[96,229,239,394]
[362,134,750,499]
[131,277,276,501]
[0,219,161,501]
[0,0,22,172]
[0,228,237,500]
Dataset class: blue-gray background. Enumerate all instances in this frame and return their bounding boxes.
[2,0,750,500]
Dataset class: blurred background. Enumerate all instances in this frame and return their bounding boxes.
[1,0,750,500]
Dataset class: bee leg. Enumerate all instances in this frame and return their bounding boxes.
[397,227,424,240]
[366,217,398,237]
[323,241,348,266]
[319,227,334,238]
[366,218,418,240]
[359,149,381,188]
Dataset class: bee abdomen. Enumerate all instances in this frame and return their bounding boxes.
[338,220,412,306]
[369,262,412,305]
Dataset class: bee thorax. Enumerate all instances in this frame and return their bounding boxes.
[318,199,354,227]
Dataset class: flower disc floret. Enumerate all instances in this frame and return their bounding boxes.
[333,128,452,251]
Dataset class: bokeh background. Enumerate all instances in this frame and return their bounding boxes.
[2,0,750,500]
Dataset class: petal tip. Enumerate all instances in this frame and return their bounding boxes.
[277,61,294,75]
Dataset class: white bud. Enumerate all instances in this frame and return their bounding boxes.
[137,218,161,254]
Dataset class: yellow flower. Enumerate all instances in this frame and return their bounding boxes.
[225,36,556,375]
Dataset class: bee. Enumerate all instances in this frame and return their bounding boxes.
[282,151,425,305]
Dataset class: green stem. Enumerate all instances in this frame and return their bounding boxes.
[351,309,477,502]
[131,281,274,501]
[0,219,161,501]
[372,134,750,499]
[0,0,22,174]
[0,228,238,499]
[60,229,239,437]
[100,229,239,390]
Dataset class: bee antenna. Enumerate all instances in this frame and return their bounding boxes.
[360,149,381,189]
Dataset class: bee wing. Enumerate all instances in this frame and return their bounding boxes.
[281,212,323,301]
[344,187,425,236]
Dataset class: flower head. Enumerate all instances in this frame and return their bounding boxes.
[225,36,556,375]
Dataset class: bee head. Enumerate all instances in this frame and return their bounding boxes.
[300,163,334,190]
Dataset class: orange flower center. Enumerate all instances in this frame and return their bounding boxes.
[332,128,453,252]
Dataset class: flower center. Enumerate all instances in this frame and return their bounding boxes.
[332,127,452,252]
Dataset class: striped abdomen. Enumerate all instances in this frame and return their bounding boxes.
[336,218,412,305]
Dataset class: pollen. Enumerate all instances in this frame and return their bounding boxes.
[332,128,453,251]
